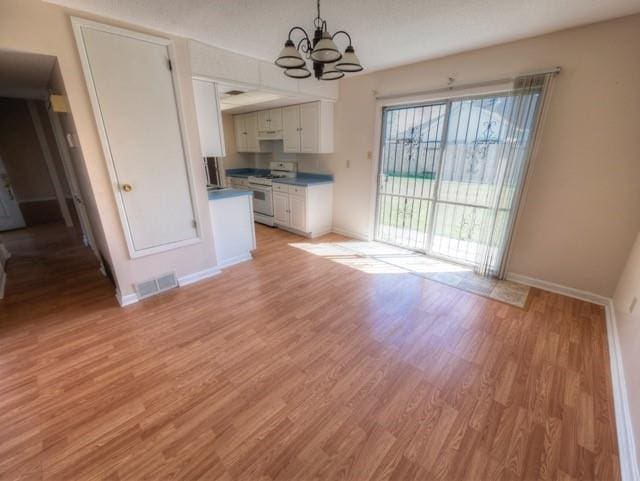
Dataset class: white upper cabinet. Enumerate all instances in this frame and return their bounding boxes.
[282,101,334,154]
[72,18,199,258]
[244,112,259,151]
[234,100,333,154]
[268,108,283,131]
[234,112,261,152]
[257,108,282,132]
[257,110,270,132]
[234,115,247,152]
[192,78,225,157]
[282,106,301,153]
[300,102,319,153]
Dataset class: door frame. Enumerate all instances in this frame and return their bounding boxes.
[46,104,100,257]
[71,17,202,259]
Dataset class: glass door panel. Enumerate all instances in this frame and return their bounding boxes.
[375,102,447,251]
[375,90,541,272]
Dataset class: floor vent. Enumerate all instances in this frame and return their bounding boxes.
[135,272,178,299]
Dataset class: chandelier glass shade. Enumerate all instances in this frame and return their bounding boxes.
[275,0,363,81]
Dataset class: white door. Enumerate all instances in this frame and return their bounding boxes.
[282,106,301,153]
[300,102,319,153]
[289,194,307,232]
[0,156,25,231]
[75,21,197,256]
[192,79,225,157]
[269,108,283,131]
[244,112,259,152]
[273,192,290,226]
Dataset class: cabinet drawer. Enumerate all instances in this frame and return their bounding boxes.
[273,183,289,193]
[290,185,307,196]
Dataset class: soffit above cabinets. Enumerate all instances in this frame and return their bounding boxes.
[190,41,338,102]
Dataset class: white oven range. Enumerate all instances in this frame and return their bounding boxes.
[248,161,297,226]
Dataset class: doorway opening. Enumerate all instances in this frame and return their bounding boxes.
[0,49,105,299]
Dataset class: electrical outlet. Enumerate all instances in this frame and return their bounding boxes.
[630,296,637,314]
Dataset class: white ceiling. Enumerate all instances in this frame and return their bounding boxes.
[0,50,56,97]
[46,0,640,72]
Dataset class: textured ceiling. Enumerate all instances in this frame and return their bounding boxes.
[45,0,640,72]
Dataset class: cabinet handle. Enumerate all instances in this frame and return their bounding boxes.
[122,183,133,192]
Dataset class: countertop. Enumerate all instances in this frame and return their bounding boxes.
[207,188,253,201]
[225,168,334,186]
[272,173,333,186]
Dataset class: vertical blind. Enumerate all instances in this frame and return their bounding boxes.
[375,73,554,277]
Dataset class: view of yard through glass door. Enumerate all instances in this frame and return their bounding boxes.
[375,91,540,271]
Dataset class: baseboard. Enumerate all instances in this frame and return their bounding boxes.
[177,266,221,287]
[115,290,138,307]
[507,272,638,479]
[310,228,332,239]
[331,226,369,241]
[505,272,609,306]
[604,300,640,481]
[217,254,252,269]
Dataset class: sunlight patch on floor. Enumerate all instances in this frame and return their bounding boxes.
[289,240,530,308]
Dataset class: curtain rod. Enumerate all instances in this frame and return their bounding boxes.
[375,66,561,101]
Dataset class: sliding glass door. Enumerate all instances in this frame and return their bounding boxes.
[375,90,541,273]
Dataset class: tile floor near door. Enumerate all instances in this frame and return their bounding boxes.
[0,223,620,480]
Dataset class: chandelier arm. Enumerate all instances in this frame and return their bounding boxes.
[288,26,312,51]
[296,38,311,56]
[331,30,352,47]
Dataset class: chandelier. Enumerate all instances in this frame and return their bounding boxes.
[274,0,363,80]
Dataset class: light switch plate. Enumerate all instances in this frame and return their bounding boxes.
[66,133,75,148]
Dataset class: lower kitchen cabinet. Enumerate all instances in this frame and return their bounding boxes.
[273,183,333,238]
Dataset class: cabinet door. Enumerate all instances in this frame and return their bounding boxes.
[289,194,307,232]
[257,110,270,131]
[192,79,225,157]
[300,102,319,153]
[244,112,259,151]
[282,106,300,152]
[269,108,283,131]
[234,115,247,151]
[273,192,290,226]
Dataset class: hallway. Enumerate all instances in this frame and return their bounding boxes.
[0,222,113,318]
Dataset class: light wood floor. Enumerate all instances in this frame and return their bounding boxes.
[0,222,620,481]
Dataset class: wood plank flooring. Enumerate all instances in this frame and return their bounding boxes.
[0,222,620,480]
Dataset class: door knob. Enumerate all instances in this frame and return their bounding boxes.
[122,183,133,192]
